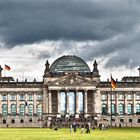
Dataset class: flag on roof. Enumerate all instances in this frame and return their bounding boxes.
[111,75,117,90]
[5,64,11,71]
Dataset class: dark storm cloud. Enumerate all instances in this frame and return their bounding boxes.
[0,0,140,46]
[1,0,140,69]
[78,28,140,69]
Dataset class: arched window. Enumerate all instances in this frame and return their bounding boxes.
[102,104,107,115]
[2,104,7,116]
[136,104,140,114]
[11,104,16,116]
[19,104,25,116]
[127,104,133,114]
[28,104,34,116]
[118,104,124,115]
[37,104,42,116]
[111,104,116,114]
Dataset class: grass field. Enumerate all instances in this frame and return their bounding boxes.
[0,128,140,140]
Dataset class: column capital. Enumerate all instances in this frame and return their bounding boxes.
[84,90,88,93]
[75,89,79,93]
[65,89,69,93]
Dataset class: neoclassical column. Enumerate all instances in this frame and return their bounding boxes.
[84,90,87,114]
[116,92,118,114]
[124,93,127,114]
[57,91,61,114]
[107,92,111,114]
[33,93,37,114]
[75,90,79,114]
[25,92,28,114]
[106,92,109,113]
[16,93,19,114]
[43,88,48,114]
[133,92,136,114]
[48,91,52,114]
[7,92,10,114]
[92,90,95,114]
[66,91,69,114]
[94,88,101,114]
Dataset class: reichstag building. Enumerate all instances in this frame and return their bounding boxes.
[0,55,140,127]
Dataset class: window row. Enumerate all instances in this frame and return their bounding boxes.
[101,94,140,100]
[111,118,140,123]
[2,118,42,125]
[102,103,140,115]
[1,95,42,101]
[2,104,42,116]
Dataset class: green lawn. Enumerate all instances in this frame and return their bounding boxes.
[0,128,140,140]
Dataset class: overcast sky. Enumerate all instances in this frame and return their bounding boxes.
[0,0,140,81]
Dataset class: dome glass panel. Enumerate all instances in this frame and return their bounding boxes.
[50,55,90,72]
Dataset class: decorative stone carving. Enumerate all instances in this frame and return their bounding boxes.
[48,73,96,87]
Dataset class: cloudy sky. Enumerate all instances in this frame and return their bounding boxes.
[0,0,140,81]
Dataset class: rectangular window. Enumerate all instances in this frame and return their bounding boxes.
[136,94,140,100]
[2,95,7,101]
[28,95,33,101]
[20,119,24,123]
[112,119,115,122]
[118,94,124,100]
[37,95,42,100]
[101,95,107,100]
[138,119,140,123]
[127,94,133,100]
[3,120,6,124]
[19,95,25,100]
[11,95,16,100]
[29,119,32,122]
[11,120,15,123]
[120,119,124,122]
[111,94,115,100]
[129,119,132,123]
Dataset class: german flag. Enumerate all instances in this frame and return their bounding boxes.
[5,64,11,71]
[111,75,116,90]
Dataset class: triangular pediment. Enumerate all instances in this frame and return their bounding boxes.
[47,73,97,87]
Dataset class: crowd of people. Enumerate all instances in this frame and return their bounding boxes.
[49,115,108,133]
[99,123,108,130]
[69,121,95,134]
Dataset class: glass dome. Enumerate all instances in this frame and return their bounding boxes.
[50,55,90,73]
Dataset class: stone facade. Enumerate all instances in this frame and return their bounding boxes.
[0,56,140,127]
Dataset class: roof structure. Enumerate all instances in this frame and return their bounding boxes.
[50,55,91,73]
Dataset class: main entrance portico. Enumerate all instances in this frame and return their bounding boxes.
[47,88,96,118]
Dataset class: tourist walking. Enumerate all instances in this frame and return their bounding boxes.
[81,124,84,133]
[70,123,73,133]
[86,122,90,133]
[73,122,77,133]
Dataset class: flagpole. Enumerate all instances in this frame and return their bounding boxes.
[110,85,113,126]
[4,65,6,77]
[110,74,117,127]
[110,73,113,126]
